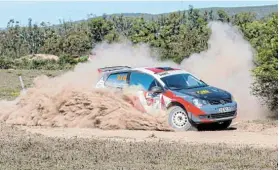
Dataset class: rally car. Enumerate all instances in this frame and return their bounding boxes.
[95,66,237,131]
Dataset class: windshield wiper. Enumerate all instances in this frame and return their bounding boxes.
[185,84,207,89]
[169,87,185,90]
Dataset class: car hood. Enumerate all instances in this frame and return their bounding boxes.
[170,86,231,100]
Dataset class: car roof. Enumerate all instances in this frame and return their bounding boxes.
[103,66,190,78]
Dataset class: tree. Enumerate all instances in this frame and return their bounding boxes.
[188,5,203,29]
[2,19,25,58]
[248,13,278,115]
[88,17,114,44]
[209,10,214,20]
[62,31,91,57]
[21,18,45,54]
[232,12,256,32]
[41,29,62,55]
[111,15,133,37]
[217,9,230,22]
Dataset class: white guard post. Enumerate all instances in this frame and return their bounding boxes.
[19,76,27,94]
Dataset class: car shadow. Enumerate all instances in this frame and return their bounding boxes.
[196,125,237,131]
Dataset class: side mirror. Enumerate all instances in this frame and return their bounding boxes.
[150,86,163,94]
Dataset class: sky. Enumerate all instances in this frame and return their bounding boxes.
[0,1,277,28]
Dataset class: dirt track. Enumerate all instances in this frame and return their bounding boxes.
[0,120,277,170]
[22,120,278,149]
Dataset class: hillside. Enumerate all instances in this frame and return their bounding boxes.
[69,4,278,25]
[107,4,278,20]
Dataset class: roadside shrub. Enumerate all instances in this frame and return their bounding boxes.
[58,55,79,66]
[14,58,31,69]
[29,59,56,69]
[77,55,89,63]
[0,55,83,70]
[0,57,14,69]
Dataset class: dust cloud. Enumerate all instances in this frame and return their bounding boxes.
[180,21,266,119]
[0,42,173,131]
[0,21,265,130]
[0,85,171,130]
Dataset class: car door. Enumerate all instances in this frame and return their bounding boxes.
[128,71,164,113]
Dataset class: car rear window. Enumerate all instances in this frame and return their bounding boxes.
[105,72,128,88]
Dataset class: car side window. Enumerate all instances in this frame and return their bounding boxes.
[105,72,128,88]
[129,71,160,91]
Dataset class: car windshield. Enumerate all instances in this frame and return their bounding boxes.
[161,73,207,90]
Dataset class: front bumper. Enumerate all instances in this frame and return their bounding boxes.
[189,102,237,124]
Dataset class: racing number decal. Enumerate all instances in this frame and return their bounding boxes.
[145,92,154,106]
[117,75,127,81]
[145,92,161,109]
[146,98,154,106]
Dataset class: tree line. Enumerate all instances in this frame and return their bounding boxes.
[0,6,277,115]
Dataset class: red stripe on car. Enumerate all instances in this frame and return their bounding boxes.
[145,68,165,73]
[163,90,205,116]
[172,68,181,70]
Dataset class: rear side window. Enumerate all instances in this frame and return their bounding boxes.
[129,72,160,91]
[105,72,128,88]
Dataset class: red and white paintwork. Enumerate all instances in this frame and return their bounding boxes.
[96,67,207,121]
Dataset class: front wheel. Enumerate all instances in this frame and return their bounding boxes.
[167,106,195,131]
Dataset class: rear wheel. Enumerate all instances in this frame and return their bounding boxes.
[167,106,195,131]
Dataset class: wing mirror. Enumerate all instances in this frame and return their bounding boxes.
[150,86,163,94]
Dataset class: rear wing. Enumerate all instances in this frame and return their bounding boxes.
[97,66,131,73]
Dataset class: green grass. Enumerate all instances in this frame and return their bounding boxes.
[0,69,64,100]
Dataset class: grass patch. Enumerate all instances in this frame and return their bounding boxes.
[0,88,20,100]
[0,69,64,100]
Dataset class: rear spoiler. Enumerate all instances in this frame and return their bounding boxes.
[97,66,131,73]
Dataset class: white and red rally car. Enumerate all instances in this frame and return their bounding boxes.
[95,66,237,131]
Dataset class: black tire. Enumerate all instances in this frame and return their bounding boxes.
[167,106,196,131]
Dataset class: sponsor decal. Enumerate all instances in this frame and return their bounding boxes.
[196,90,211,95]
[158,71,169,76]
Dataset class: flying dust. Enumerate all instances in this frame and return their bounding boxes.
[180,22,267,119]
[0,21,266,130]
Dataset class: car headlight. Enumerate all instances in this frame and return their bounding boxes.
[192,98,208,108]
